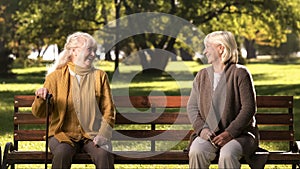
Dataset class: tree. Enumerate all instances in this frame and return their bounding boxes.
[1,0,299,76]
[0,0,19,77]
[11,0,113,61]
[110,0,300,70]
[185,0,300,59]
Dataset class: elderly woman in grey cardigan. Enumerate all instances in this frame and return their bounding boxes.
[187,31,259,169]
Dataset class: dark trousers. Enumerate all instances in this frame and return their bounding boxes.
[49,137,114,169]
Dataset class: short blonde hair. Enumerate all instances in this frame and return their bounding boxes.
[204,31,238,64]
[47,32,97,75]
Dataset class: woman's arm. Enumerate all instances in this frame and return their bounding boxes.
[98,72,116,139]
[187,73,207,136]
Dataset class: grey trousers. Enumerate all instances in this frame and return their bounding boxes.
[49,137,114,169]
[189,137,243,169]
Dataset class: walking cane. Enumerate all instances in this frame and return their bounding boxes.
[45,93,52,169]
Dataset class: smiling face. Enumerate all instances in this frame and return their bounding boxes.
[203,31,239,65]
[203,42,223,64]
[71,37,97,68]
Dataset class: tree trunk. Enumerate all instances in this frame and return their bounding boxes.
[244,38,257,59]
[0,41,14,78]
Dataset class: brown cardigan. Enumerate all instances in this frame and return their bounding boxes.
[32,65,115,146]
[187,63,259,157]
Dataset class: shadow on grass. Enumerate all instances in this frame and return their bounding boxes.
[0,70,46,84]
[247,59,300,65]
[252,73,278,82]
[256,84,300,96]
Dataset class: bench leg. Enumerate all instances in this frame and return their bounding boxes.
[2,142,15,169]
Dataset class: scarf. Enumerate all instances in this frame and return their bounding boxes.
[67,62,102,138]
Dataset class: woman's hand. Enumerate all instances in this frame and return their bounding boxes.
[200,128,215,140]
[212,131,233,147]
[93,135,108,147]
[35,88,49,100]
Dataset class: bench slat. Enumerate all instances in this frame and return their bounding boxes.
[15,129,293,142]
[259,130,294,141]
[114,130,192,141]
[256,96,293,108]
[14,130,193,141]
[114,96,189,108]
[256,114,293,125]
[116,112,190,124]
[14,112,191,124]
[15,95,293,108]
[14,113,46,124]
[14,95,35,107]
[14,130,45,141]
[14,113,293,126]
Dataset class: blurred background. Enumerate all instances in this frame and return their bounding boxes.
[0,0,299,76]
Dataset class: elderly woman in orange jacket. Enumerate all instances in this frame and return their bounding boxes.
[32,32,115,169]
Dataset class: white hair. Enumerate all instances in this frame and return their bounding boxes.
[47,32,97,75]
[204,31,239,64]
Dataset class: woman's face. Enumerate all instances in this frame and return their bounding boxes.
[203,42,222,64]
[72,41,96,68]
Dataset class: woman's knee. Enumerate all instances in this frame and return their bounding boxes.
[53,145,76,163]
[219,150,235,160]
[49,138,76,157]
[189,147,217,162]
[189,148,205,157]
[189,137,216,157]
[95,147,113,159]
[219,140,243,161]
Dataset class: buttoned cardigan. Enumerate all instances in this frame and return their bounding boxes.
[32,65,115,146]
[187,63,259,156]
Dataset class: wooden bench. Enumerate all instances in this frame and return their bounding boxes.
[2,95,300,169]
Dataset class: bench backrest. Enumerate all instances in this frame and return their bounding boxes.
[13,95,294,152]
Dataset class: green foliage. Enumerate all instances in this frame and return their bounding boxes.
[195,0,299,47]
[1,0,299,73]
[12,0,108,52]
[257,31,300,59]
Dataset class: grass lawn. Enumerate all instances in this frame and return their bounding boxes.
[0,59,300,168]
